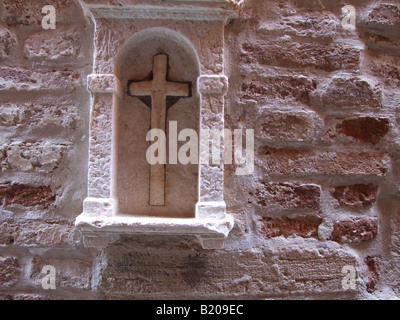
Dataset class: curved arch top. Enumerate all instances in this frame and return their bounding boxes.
[114,27,201,80]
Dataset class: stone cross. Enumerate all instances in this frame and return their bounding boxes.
[129,54,190,206]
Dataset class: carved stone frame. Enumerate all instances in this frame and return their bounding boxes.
[75,0,241,249]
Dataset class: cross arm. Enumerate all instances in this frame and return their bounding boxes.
[165,81,190,97]
[129,81,153,96]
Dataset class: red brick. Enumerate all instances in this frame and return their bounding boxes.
[241,40,360,71]
[330,219,378,243]
[3,0,77,26]
[250,182,320,210]
[366,34,400,56]
[359,3,400,39]
[260,148,389,177]
[241,76,316,105]
[336,118,389,144]
[258,12,339,43]
[255,112,315,142]
[0,184,55,208]
[13,294,55,300]
[0,28,16,58]
[365,256,380,293]
[261,216,322,239]
[0,256,21,286]
[371,61,400,83]
[332,184,378,208]
[315,77,382,109]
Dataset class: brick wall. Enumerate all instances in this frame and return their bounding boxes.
[0,0,399,299]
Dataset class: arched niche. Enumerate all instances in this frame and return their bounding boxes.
[113,28,200,218]
[75,0,241,249]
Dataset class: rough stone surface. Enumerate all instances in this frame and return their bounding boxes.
[0,256,20,287]
[332,184,378,208]
[1,141,68,173]
[241,76,316,105]
[2,0,77,26]
[0,67,82,92]
[312,76,382,109]
[241,40,361,71]
[257,12,340,42]
[30,256,92,290]
[249,182,321,211]
[24,28,81,61]
[0,102,80,130]
[336,118,390,145]
[254,111,315,141]
[330,219,379,244]
[259,148,389,177]
[261,216,322,239]
[0,0,399,300]
[0,28,16,59]
[359,3,400,40]
[99,238,358,298]
[365,256,380,293]
[0,184,55,208]
[0,221,79,247]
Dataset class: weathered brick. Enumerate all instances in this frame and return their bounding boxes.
[0,256,20,286]
[365,256,380,293]
[363,33,400,56]
[313,76,382,109]
[100,238,358,297]
[371,60,400,84]
[30,256,92,290]
[261,216,322,239]
[0,184,55,208]
[0,102,79,129]
[240,40,360,71]
[330,219,379,243]
[0,105,22,126]
[249,182,321,211]
[359,3,400,39]
[13,294,55,300]
[336,117,389,144]
[3,0,77,26]
[332,184,378,208]
[255,111,315,141]
[260,148,389,177]
[0,67,82,92]
[241,76,316,105]
[0,220,79,247]
[258,12,339,43]
[24,27,81,61]
[0,28,16,58]
[1,141,68,173]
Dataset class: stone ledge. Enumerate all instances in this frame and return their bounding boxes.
[82,4,240,24]
[75,214,234,249]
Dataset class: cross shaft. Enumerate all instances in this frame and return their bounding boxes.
[129,54,190,206]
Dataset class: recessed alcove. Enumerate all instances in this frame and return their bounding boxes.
[114,28,199,218]
[75,0,241,249]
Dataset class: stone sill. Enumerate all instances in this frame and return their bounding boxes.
[75,214,234,249]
